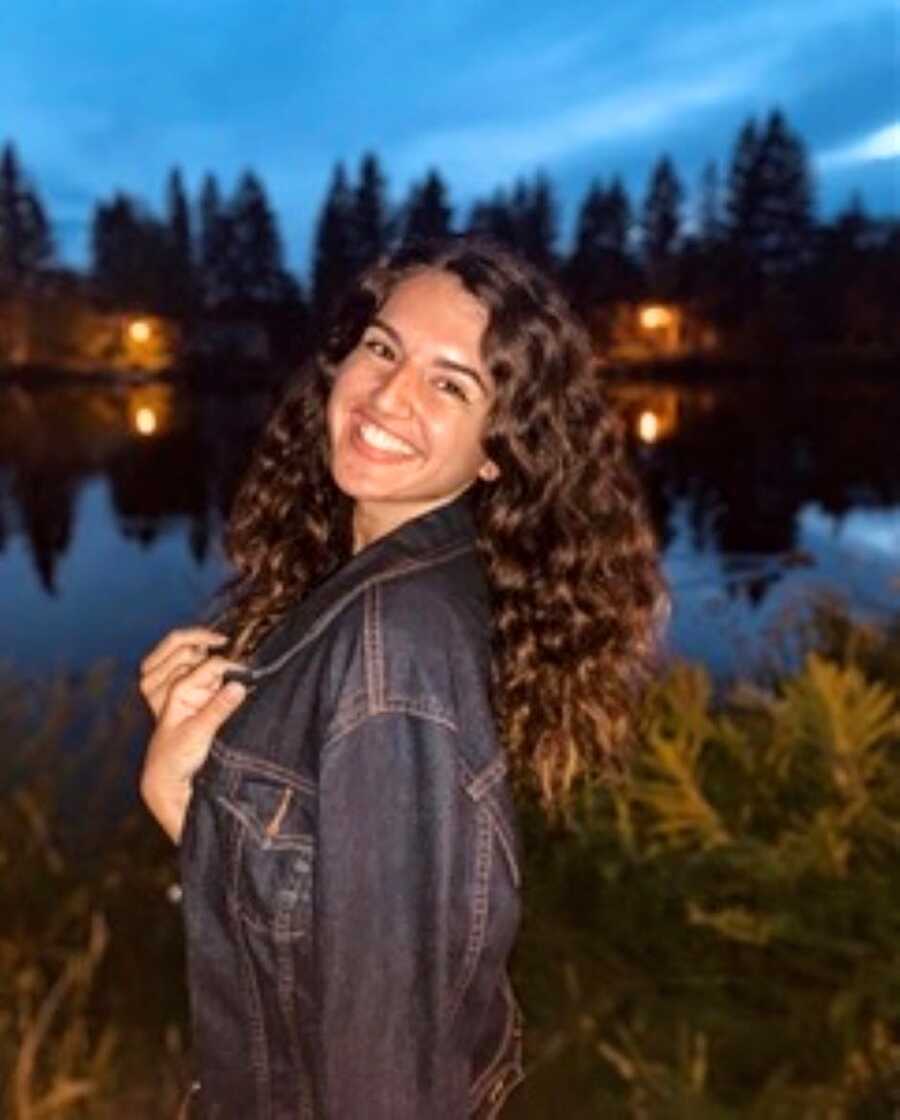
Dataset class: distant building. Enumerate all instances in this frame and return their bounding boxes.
[586,301,718,362]
[0,283,179,372]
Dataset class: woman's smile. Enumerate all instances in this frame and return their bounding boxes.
[350,410,421,461]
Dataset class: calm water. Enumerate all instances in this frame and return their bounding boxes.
[1,372,898,692]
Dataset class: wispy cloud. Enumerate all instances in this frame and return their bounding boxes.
[393,60,767,189]
[817,122,900,169]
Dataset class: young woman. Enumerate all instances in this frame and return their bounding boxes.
[139,236,669,1119]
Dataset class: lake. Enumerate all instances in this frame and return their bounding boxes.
[1,370,897,694]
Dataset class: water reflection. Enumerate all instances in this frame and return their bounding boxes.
[0,374,897,679]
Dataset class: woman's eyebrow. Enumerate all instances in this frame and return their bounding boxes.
[369,316,490,396]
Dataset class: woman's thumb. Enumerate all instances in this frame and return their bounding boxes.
[196,681,247,733]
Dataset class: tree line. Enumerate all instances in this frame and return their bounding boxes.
[1,107,898,356]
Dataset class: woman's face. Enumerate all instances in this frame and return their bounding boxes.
[326,268,498,543]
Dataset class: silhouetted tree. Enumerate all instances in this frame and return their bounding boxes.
[402,169,453,243]
[726,110,813,278]
[565,177,637,310]
[467,188,517,246]
[164,167,194,318]
[198,173,229,308]
[754,109,814,277]
[352,153,389,272]
[698,160,722,246]
[311,162,356,323]
[91,193,170,311]
[219,170,287,306]
[641,155,683,294]
[0,142,53,293]
[512,172,558,271]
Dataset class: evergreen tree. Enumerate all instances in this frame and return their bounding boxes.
[698,160,721,246]
[90,192,170,311]
[221,170,286,305]
[402,168,452,243]
[0,142,54,293]
[512,171,558,271]
[754,108,814,276]
[565,178,637,309]
[467,188,517,247]
[165,167,193,317]
[641,155,684,290]
[725,118,763,256]
[198,173,229,309]
[311,162,356,323]
[352,152,389,272]
[726,111,813,272]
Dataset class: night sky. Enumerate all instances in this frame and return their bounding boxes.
[2,0,897,274]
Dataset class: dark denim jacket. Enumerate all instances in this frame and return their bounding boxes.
[179,493,525,1119]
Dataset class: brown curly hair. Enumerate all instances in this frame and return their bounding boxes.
[210,235,670,810]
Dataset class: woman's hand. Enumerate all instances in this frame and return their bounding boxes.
[139,627,232,721]
[138,629,249,844]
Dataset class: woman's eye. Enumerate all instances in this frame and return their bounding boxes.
[364,337,394,361]
[435,377,469,402]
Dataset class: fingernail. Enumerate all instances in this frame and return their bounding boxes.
[224,682,246,700]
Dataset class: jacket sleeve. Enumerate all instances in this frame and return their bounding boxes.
[312,709,471,1119]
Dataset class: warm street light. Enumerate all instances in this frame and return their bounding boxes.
[639,305,673,330]
[128,318,152,343]
[637,410,660,443]
[134,406,158,435]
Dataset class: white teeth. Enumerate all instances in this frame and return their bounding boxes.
[358,421,416,456]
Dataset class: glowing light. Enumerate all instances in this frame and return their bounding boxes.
[129,319,152,343]
[640,305,672,330]
[134,407,158,435]
[637,410,659,443]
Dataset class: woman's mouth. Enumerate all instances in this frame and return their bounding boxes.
[350,415,420,461]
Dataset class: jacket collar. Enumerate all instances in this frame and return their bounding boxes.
[230,490,479,688]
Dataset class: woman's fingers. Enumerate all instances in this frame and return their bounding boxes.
[140,627,229,676]
[140,644,206,703]
[159,656,247,725]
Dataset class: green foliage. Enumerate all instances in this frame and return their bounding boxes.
[510,604,900,1118]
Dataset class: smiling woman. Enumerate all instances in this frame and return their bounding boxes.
[137,234,669,1119]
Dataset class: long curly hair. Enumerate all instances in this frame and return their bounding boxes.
[211,235,670,810]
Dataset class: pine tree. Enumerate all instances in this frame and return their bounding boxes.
[198,173,228,309]
[222,170,285,305]
[698,160,721,246]
[565,178,636,309]
[725,118,763,257]
[165,167,193,318]
[0,142,54,293]
[402,168,452,244]
[352,152,389,272]
[641,155,683,291]
[467,188,517,247]
[754,108,815,276]
[514,171,558,271]
[311,162,356,324]
[90,192,170,312]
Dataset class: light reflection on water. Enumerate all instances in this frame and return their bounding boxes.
[0,375,897,686]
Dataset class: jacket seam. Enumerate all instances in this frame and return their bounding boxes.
[320,702,460,754]
[246,540,475,685]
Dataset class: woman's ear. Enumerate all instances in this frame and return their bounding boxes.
[478,459,500,482]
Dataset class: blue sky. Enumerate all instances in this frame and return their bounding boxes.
[1,0,896,277]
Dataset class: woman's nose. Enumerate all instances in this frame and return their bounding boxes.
[370,359,417,414]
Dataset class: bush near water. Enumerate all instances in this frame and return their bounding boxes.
[2,594,899,1118]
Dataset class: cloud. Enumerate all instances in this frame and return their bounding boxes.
[817,122,900,169]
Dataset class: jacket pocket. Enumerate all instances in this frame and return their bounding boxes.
[216,773,315,942]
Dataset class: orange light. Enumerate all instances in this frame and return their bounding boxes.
[129,319,152,343]
[134,407,157,435]
[637,410,659,443]
[639,305,672,330]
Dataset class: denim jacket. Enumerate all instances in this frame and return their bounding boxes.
[178,492,525,1119]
